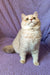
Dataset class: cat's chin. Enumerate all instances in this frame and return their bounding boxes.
[28,21,39,26]
[22,25,33,30]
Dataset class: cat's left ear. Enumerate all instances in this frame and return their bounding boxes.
[33,11,38,17]
[21,13,26,19]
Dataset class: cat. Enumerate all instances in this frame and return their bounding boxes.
[3,11,41,66]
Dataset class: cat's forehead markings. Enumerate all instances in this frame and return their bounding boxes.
[25,15,33,19]
[27,15,33,17]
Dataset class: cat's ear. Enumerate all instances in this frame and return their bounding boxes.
[33,11,38,17]
[21,13,26,19]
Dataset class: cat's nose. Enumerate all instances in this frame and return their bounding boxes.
[30,19,32,21]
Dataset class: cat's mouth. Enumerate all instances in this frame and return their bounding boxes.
[28,21,39,26]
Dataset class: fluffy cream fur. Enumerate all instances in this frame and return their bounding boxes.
[3,11,41,66]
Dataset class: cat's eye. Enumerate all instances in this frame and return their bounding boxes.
[26,18,29,20]
[33,17,36,20]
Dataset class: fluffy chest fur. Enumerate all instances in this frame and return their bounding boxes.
[21,29,41,39]
[20,29,41,52]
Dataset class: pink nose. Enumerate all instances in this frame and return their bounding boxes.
[30,19,32,21]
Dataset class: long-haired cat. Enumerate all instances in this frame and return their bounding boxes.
[3,11,41,66]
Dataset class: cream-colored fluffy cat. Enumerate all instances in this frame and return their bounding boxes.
[3,12,41,66]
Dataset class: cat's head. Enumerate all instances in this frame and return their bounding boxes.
[21,11,40,29]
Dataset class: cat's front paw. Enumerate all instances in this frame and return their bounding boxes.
[20,60,26,64]
[33,62,39,66]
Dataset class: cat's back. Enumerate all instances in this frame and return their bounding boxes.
[12,29,22,53]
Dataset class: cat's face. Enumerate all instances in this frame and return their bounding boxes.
[21,12,40,29]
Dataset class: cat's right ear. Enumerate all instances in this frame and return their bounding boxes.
[21,13,26,19]
[33,11,38,17]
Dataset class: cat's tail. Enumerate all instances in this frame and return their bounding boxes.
[3,45,15,53]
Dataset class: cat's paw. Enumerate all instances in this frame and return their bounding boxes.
[20,60,26,64]
[33,62,39,66]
